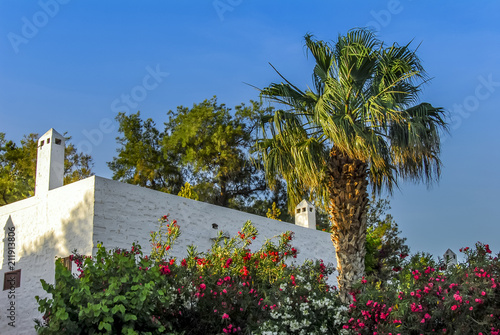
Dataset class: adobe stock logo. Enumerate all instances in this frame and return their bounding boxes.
[444,74,500,141]
[7,0,71,54]
[365,0,405,31]
[77,64,169,155]
[213,0,243,21]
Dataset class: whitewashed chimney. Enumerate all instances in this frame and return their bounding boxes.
[443,248,457,267]
[294,199,316,229]
[35,129,65,196]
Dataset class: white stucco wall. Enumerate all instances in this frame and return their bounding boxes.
[93,177,337,272]
[0,177,96,335]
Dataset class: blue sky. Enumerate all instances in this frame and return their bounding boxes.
[1,1,499,259]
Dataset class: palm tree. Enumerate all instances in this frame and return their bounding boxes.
[256,29,447,301]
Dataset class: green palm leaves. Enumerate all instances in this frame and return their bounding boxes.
[257,29,447,212]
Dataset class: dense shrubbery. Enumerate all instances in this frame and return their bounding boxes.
[35,216,338,334]
[35,216,500,334]
[345,243,500,334]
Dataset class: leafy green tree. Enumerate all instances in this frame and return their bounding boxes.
[108,112,184,194]
[164,97,272,208]
[0,132,93,206]
[0,133,36,205]
[110,97,278,214]
[256,29,447,301]
[364,197,410,285]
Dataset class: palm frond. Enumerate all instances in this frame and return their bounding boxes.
[256,28,448,209]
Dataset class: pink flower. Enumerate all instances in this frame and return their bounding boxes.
[199,283,206,290]
[451,305,458,311]
[222,313,229,319]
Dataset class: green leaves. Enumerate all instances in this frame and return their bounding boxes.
[124,314,137,322]
[111,304,126,315]
[258,29,448,208]
[0,132,93,206]
[108,112,184,193]
[98,321,112,331]
[109,97,280,214]
[36,243,175,334]
[55,308,69,321]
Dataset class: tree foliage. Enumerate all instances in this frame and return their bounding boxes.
[164,97,271,208]
[364,197,410,285]
[177,182,199,201]
[108,113,184,194]
[109,97,287,216]
[0,132,93,206]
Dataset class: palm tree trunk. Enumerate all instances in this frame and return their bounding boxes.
[327,146,369,303]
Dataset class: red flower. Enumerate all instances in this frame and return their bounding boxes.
[159,265,170,275]
[224,258,233,268]
[239,266,249,276]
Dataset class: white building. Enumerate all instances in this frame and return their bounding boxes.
[295,199,316,230]
[443,248,458,267]
[0,129,335,335]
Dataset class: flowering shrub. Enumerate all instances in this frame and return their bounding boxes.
[343,242,500,334]
[35,214,500,335]
[256,261,343,334]
[35,216,338,334]
[149,215,181,262]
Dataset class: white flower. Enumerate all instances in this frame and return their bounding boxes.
[289,320,301,332]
